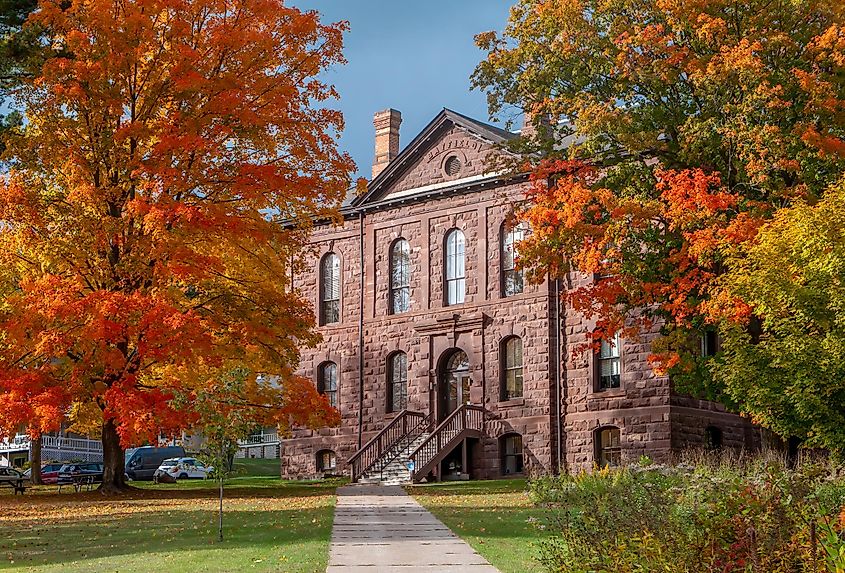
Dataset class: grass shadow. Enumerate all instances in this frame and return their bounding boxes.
[0,479,339,573]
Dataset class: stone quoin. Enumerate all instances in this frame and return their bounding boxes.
[280,108,759,481]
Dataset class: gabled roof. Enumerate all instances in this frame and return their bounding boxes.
[348,108,517,209]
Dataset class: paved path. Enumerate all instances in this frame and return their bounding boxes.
[326,484,501,572]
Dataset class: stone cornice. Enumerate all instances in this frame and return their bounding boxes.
[413,311,489,335]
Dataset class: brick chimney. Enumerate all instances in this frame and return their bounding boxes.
[521,107,551,140]
[372,108,402,179]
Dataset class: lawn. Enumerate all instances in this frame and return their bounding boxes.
[408,478,548,573]
[0,477,340,573]
[231,458,282,477]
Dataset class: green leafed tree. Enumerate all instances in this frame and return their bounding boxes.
[716,178,845,453]
[473,0,845,453]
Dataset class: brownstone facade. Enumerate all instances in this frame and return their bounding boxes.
[280,109,757,480]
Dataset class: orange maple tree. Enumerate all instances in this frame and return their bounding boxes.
[474,0,845,403]
[0,0,348,491]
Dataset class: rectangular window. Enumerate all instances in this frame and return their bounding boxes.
[597,428,621,467]
[322,300,339,325]
[503,338,524,400]
[598,333,621,390]
[390,240,412,314]
[319,451,336,471]
[447,277,465,305]
[502,435,524,474]
[445,230,466,305]
[389,353,408,413]
[701,330,719,357]
[320,254,340,325]
[503,223,527,296]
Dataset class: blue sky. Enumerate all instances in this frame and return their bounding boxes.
[293,1,514,179]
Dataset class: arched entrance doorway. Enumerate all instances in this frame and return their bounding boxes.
[439,349,471,422]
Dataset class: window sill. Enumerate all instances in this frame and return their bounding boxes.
[591,388,625,398]
[498,397,525,407]
[318,322,349,330]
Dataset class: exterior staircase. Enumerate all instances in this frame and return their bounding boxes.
[358,432,429,485]
[348,404,485,485]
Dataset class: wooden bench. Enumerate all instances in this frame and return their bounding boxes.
[0,479,27,495]
[58,474,95,493]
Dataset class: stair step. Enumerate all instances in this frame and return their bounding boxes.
[358,432,430,486]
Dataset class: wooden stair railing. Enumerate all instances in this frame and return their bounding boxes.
[409,404,484,482]
[348,410,428,482]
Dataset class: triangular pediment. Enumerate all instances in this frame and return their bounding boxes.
[351,109,517,208]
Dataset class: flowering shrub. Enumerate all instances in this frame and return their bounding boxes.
[531,456,845,572]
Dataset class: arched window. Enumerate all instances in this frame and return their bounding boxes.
[387,352,408,413]
[501,337,524,400]
[318,362,338,408]
[316,449,336,473]
[320,253,340,325]
[390,239,411,314]
[502,222,527,296]
[445,229,466,306]
[500,433,524,475]
[704,426,723,450]
[596,332,621,390]
[595,426,621,467]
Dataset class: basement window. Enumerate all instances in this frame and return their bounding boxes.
[317,450,336,473]
[500,434,524,475]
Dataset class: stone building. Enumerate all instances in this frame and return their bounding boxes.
[280,108,757,482]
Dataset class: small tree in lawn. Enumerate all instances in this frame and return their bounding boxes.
[194,369,271,542]
[0,0,352,493]
[192,367,338,542]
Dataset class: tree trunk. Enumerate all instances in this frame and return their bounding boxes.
[99,418,127,494]
[30,434,42,485]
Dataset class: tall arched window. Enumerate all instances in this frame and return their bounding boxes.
[445,229,466,305]
[387,352,408,413]
[390,239,411,314]
[320,253,340,325]
[318,362,338,408]
[595,426,621,467]
[502,222,527,296]
[596,332,621,390]
[501,337,524,400]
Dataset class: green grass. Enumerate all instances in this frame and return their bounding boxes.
[231,458,282,477]
[408,478,548,573]
[0,477,339,573]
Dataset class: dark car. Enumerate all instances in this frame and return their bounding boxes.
[124,446,186,481]
[0,467,25,486]
[56,462,104,485]
[23,463,66,485]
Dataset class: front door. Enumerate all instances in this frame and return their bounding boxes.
[440,350,470,422]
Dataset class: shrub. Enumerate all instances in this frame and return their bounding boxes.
[531,456,845,572]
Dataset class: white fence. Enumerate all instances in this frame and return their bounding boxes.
[1,429,279,463]
[0,434,104,462]
[236,430,280,459]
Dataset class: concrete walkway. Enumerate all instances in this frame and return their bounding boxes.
[326,484,501,572]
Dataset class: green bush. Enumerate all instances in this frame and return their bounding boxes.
[531,456,845,572]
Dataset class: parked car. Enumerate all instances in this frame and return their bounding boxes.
[0,467,25,486]
[154,457,214,482]
[124,446,186,481]
[23,463,66,485]
[56,462,104,485]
